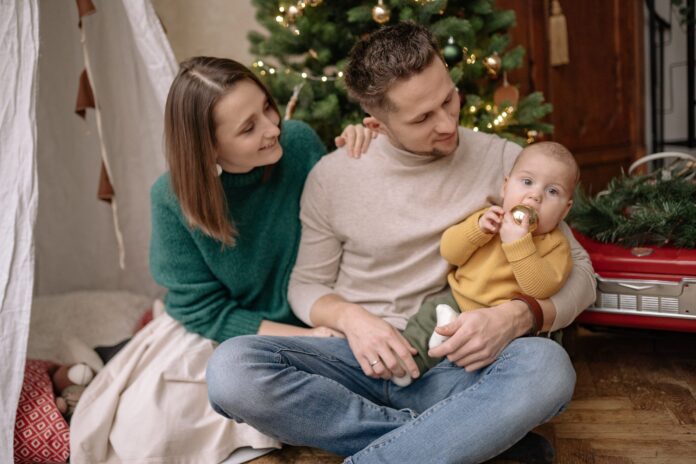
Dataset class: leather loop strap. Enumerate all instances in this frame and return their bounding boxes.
[512,294,543,336]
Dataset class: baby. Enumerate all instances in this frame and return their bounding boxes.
[396,141,579,386]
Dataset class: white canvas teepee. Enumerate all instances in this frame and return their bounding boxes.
[0,0,176,459]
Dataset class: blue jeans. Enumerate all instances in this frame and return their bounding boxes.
[207,335,575,464]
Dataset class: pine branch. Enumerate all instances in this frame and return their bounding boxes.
[568,169,696,248]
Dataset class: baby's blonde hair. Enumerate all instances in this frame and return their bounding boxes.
[512,141,580,188]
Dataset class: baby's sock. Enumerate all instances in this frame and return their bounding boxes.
[392,304,459,387]
[428,304,459,349]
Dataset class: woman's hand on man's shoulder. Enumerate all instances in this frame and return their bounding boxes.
[335,124,377,159]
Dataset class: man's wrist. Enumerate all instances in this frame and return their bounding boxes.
[511,294,543,336]
[334,302,362,332]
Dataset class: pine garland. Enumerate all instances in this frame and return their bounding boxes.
[568,165,696,249]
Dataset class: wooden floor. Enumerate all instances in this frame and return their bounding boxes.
[252,325,696,463]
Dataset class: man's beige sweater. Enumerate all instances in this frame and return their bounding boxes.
[288,128,596,332]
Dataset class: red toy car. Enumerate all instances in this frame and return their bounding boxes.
[573,231,696,332]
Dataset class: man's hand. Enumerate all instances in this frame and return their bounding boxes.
[336,303,420,380]
[335,124,377,158]
[427,300,533,371]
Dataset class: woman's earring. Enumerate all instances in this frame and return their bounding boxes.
[216,164,223,175]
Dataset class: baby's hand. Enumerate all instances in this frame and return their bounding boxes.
[478,206,504,234]
[499,210,530,243]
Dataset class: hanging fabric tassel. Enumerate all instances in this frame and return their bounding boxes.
[549,0,569,66]
[75,0,96,28]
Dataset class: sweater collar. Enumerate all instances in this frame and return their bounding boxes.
[374,131,461,167]
[219,166,265,189]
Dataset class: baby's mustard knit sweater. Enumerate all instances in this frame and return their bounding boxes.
[441,207,573,311]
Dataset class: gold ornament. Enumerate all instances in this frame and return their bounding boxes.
[510,205,538,232]
[526,130,539,144]
[372,0,391,24]
[483,52,502,78]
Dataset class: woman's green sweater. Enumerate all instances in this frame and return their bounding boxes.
[149,120,326,343]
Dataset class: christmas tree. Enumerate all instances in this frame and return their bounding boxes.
[249,0,552,147]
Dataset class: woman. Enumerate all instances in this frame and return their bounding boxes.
[70,57,372,464]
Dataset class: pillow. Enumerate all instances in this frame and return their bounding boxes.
[14,360,70,464]
[27,290,153,363]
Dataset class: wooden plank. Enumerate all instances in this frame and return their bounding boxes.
[590,438,696,459]
[557,409,675,425]
[565,397,634,411]
[668,359,696,398]
[253,447,341,463]
[554,438,598,464]
[572,358,598,400]
[553,423,696,440]
[632,458,696,464]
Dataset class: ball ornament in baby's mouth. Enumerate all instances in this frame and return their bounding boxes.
[510,205,538,232]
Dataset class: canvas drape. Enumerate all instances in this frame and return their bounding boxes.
[2,0,176,457]
[0,1,40,461]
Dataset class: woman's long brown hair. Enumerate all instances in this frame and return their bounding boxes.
[164,57,280,246]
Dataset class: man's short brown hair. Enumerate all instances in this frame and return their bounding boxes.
[344,22,443,113]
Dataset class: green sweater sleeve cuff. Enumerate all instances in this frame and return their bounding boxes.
[501,233,536,262]
[218,309,264,341]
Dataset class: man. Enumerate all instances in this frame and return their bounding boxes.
[207,22,595,464]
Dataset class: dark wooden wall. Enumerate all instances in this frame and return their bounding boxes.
[498,0,646,192]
